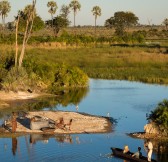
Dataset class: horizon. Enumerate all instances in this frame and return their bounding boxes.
[4,0,168,26]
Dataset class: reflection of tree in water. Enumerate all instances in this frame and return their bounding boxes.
[0,87,89,117]
[12,137,17,156]
[154,140,168,162]
[55,134,73,144]
[55,87,89,107]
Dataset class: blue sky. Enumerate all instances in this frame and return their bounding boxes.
[6,0,168,26]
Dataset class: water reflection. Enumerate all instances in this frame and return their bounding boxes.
[12,137,17,156]
[0,79,168,162]
[29,134,81,145]
[0,87,89,118]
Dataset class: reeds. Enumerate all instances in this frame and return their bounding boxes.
[1,44,168,85]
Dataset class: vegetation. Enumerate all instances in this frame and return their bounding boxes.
[163,18,168,30]
[91,6,101,36]
[1,45,168,85]
[105,11,139,36]
[0,0,11,26]
[0,51,89,92]
[47,1,58,33]
[46,16,69,37]
[148,99,168,134]
[69,0,81,27]
[0,0,168,93]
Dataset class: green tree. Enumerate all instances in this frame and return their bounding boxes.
[47,1,58,28]
[91,6,101,36]
[18,14,44,32]
[104,17,115,29]
[148,99,168,133]
[60,4,70,20]
[0,0,11,27]
[69,0,81,27]
[46,16,69,36]
[163,18,168,30]
[105,11,139,36]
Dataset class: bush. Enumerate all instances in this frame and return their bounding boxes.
[148,99,168,133]
[2,67,29,92]
[52,64,89,90]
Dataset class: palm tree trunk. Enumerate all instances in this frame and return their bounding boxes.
[95,16,97,37]
[15,20,19,67]
[74,11,75,27]
[19,0,36,67]
[18,19,29,68]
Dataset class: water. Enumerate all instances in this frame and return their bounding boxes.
[0,79,168,162]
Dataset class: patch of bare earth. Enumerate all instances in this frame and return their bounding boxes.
[5,111,112,134]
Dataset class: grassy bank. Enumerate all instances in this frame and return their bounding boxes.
[1,44,168,85]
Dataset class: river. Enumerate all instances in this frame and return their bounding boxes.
[0,79,168,162]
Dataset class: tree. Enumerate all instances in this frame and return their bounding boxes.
[69,0,81,27]
[18,14,44,32]
[46,16,69,36]
[14,10,22,67]
[47,1,57,28]
[18,0,37,67]
[91,6,101,36]
[148,99,168,132]
[60,4,70,20]
[163,18,168,30]
[104,17,115,29]
[0,0,11,27]
[105,11,139,36]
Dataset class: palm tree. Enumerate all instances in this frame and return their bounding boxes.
[0,0,11,27]
[69,0,81,27]
[47,1,58,28]
[18,0,36,67]
[91,6,101,36]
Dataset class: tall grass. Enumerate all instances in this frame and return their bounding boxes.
[1,44,168,85]
[26,46,168,84]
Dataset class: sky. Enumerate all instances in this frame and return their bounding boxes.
[5,0,168,26]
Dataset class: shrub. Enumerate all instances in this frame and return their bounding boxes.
[52,64,89,90]
[148,99,168,133]
[2,67,29,92]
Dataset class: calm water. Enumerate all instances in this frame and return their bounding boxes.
[0,79,168,162]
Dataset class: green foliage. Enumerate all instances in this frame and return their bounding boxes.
[23,56,89,91]
[46,16,70,36]
[105,11,139,36]
[0,67,7,83]
[0,51,15,70]
[18,15,45,32]
[148,99,168,132]
[23,56,56,84]
[2,67,29,91]
[60,4,70,21]
[0,33,17,44]
[52,64,89,89]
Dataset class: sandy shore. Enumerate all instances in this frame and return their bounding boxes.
[0,91,53,108]
[1,111,112,134]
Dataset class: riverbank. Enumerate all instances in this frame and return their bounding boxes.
[0,91,54,109]
[1,111,112,135]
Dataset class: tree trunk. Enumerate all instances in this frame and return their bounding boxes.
[18,18,29,68]
[74,11,75,27]
[19,41,26,68]
[18,0,36,67]
[95,16,97,37]
[15,20,18,67]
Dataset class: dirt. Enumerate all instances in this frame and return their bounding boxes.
[2,111,112,134]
